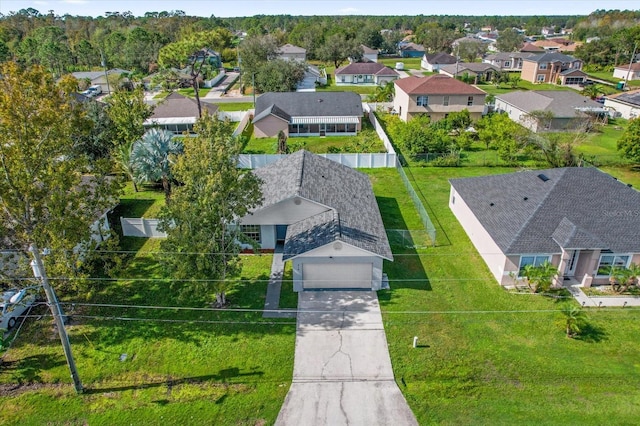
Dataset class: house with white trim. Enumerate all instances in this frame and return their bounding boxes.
[144,92,219,135]
[240,150,392,291]
[604,89,640,120]
[449,168,640,288]
[252,92,363,138]
[334,62,399,86]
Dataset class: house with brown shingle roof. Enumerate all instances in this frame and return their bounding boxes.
[334,62,399,86]
[144,92,219,135]
[393,75,487,122]
[613,63,640,81]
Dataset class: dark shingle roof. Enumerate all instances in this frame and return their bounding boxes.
[251,150,392,260]
[524,52,579,63]
[423,52,457,65]
[439,63,499,74]
[606,88,640,107]
[450,168,640,254]
[253,92,363,121]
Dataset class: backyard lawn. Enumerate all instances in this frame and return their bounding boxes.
[368,166,640,425]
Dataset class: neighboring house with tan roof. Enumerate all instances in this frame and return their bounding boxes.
[252,92,363,138]
[495,90,605,132]
[520,42,545,53]
[277,44,306,62]
[449,168,640,287]
[604,89,640,119]
[521,52,584,84]
[613,63,640,81]
[438,63,499,82]
[334,62,399,86]
[240,150,393,291]
[144,92,219,135]
[420,52,457,72]
[393,75,487,122]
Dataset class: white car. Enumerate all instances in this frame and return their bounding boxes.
[1,289,36,330]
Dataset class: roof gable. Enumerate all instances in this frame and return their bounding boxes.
[251,151,392,260]
[423,52,457,65]
[496,90,602,117]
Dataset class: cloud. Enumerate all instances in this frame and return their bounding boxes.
[338,7,360,14]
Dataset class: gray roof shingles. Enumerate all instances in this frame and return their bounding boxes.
[450,168,640,254]
[496,90,602,118]
[254,92,363,121]
[251,150,392,260]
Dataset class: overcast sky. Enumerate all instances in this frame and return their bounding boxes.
[1,0,638,18]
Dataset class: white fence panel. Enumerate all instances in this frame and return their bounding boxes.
[120,218,167,238]
[238,153,396,169]
[232,110,254,136]
[203,69,226,88]
[219,111,246,122]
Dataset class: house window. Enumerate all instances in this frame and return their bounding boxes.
[518,254,552,277]
[467,96,474,106]
[539,63,548,70]
[240,225,261,244]
[504,61,511,68]
[536,74,546,82]
[443,96,450,106]
[416,95,429,106]
[596,254,630,277]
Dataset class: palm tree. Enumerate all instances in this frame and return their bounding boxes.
[116,140,138,192]
[367,81,395,102]
[130,128,183,200]
[561,304,587,338]
[582,84,603,100]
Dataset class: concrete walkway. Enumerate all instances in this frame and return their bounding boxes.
[275,291,418,425]
[263,245,296,319]
[202,72,240,99]
[565,282,640,307]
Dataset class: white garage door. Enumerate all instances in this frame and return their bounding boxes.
[302,263,372,289]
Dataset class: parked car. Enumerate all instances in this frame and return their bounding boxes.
[1,289,36,330]
[88,85,102,96]
[81,89,94,98]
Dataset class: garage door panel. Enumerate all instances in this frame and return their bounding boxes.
[303,263,371,289]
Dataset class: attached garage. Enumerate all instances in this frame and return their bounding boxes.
[302,262,372,289]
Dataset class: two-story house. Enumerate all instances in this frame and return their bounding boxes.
[483,52,535,71]
[393,75,487,122]
[521,52,586,85]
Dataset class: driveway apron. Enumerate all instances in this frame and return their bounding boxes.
[275,291,418,425]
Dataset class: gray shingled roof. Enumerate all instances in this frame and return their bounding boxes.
[253,92,363,122]
[450,168,640,254]
[439,63,499,74]
[423,52,457,65]
[606,89,640,107]
[524,52,578,63]
[335,62,399,76]
[251,150,392,260]
[150,92,219,119]
[496,91,602,118]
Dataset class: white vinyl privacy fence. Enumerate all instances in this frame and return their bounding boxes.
[238,152,396,169]
[120,218,166,237]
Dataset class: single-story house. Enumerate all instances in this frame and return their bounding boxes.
[494,90,605,132]
[361,45,379,63]
[71,68,131,94]
[252,92,363,138]
[421,52,457,72]
[278,44,306,62]
[398,42,425,58]
[483,52,536,71]
[144,92,219,135]
[393,74,487,122]
[438,63,499,82]
[613,63,640,81]
[604,89,640,119]
[334,62,399,86]
[240,150,393,291]
[449,167,640,287]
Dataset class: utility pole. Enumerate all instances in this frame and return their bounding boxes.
[252,72,256,107]
[29,244,83,394]
[624,42,638,90]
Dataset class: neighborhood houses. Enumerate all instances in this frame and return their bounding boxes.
[2,4,640,426]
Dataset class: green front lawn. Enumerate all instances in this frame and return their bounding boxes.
[0,238,294,425]
[379,57,422,70]
[375,166,640,425]
[212,102,254,112]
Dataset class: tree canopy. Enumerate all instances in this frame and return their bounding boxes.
[618,118,640,165]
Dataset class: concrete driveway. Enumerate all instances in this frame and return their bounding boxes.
[275,291,417,425]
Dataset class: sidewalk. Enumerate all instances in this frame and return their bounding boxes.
[263,244,296,319]
[566,282,640,307]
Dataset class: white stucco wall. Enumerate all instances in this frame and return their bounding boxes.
[604,98,640,120]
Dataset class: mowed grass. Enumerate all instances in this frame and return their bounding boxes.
[212,102,254,112]
[371,165,640,425]
[0,238,295,425]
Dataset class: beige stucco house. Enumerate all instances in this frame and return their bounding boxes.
[240,150,392,291]
[449,168,640,288]
[393,75,486,122]
[521,52,584,85]
[334,62,399,86]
